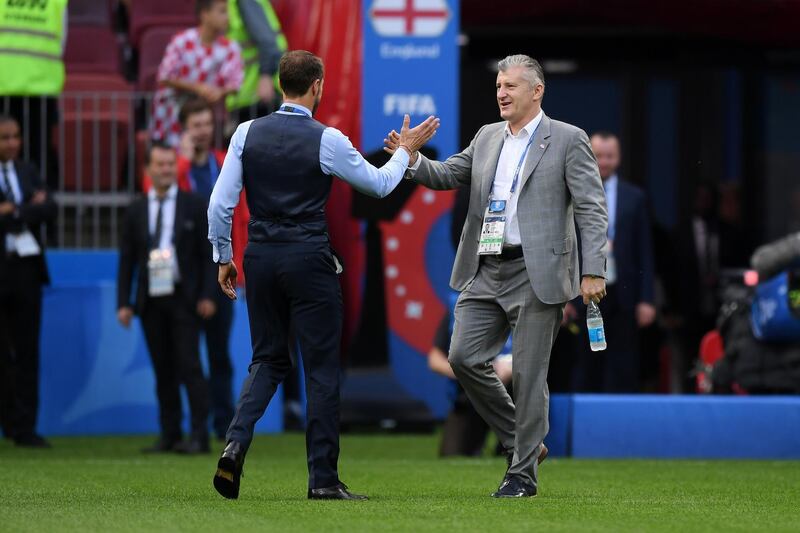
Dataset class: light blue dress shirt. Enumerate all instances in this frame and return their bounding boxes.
[603,174,618,241]
[208,103,410,263]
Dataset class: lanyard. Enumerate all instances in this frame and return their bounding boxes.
[279,105,311,117]
[188,155,219,191]
[490,121,541,200]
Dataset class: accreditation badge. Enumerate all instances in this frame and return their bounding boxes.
[148,247,176,297]
[478,200,507,255]
[10,229,42,257]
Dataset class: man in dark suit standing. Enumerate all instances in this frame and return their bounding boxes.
[571,132,656,392]
[117,142,215,454]
[0,115,56,448]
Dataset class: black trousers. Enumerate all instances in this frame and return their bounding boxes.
[572,290,640,393]
[201,291,234,438]
[0,258,43,439]
[227,242,343,489]
[140,294,209,441]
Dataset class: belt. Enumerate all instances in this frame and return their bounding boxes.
[497,246,524,261]
[480,247,523,262]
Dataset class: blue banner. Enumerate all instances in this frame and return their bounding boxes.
[362,0,459,157]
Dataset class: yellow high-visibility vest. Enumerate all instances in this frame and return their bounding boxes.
[0,0,67,96]
[226,0,288,110]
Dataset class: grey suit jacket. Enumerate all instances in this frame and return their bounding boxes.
[406,113,608,305]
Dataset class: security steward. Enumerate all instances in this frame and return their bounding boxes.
[226,0,287,120]
[207,50,439,500]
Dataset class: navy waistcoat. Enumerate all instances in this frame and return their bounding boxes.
[241,112,331,243]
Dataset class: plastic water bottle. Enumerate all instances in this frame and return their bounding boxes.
[587,301,607,351]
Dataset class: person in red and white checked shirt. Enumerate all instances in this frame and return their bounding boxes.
[150,0,244,147]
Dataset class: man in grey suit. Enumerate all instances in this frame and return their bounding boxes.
[385,54,608,497]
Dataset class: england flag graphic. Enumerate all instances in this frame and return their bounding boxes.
[369,0,451,37]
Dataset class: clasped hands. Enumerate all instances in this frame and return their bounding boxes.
[383,114,440,166]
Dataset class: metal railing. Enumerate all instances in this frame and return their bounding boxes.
[1,93,232,249]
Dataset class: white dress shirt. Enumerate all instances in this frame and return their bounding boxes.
[491,111,543,246]
[603,174,618,241]
[1,161,23,204]
[208,102,410,263]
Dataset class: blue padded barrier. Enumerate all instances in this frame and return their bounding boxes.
[38,251,281,436]
[543,394,571,457]
[571,394,800,459]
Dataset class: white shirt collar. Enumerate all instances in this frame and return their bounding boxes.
[504,110,543,139]
[278,102,313,117]
[148,182,178,202]
[604,174,618,190]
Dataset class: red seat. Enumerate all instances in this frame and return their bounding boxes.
[129,0,194,47]
[136,26,185,92]
[59,74,133,191]
[64,26,122,75]
[68,0,113,27]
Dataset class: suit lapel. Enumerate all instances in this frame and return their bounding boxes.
[518,114,551,192]
[12,162,31,201]
[173,192,185,248]
[480,126,506,206]
[141,198,151,245]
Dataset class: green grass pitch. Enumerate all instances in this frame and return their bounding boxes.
[1,434,798,532]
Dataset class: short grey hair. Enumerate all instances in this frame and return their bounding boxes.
[497,54,545,88]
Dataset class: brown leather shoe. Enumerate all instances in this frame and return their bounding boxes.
[538,443,549,464]
[505,443,549,469]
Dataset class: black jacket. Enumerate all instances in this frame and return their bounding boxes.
[608,179,655,310]
[117,190,216,314]
[0,160,56,285]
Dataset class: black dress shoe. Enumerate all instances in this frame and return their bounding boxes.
[175,438,210,455]
[308,483,368,500]
[491,475,537,498]
[14,433,51,448]
[142,438,180,453]
[213,441,245,499]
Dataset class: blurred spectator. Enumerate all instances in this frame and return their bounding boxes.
[785,185,800,235]
[150,0,243,146]
[143,99,250,280]
[429,310,512,457]
[117,142,215,454]
[226,0,288,122]
[665,181,721,391]
[0,115,56,448]
[570,132,655,392]
[718,183,753,269]
[144,98,249,440]
[0,0,67,183]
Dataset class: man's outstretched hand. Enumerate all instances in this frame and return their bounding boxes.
[383,114,440,166]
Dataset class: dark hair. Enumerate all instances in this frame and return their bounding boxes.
[145,140,176,165]
[0,114,18,127]
[591,131,618,142]
[196,0,225,16]
[179,98,213,126]
[278,50,324,97]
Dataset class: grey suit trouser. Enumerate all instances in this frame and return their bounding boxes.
[449,255,563,488]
